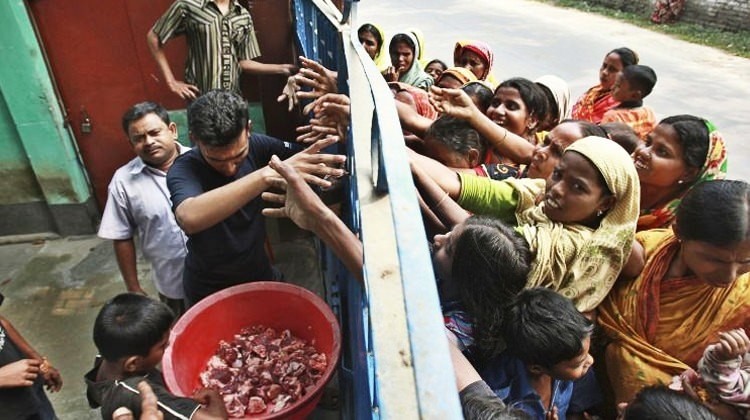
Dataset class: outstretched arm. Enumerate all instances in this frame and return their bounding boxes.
[262,156,363,282]
[174,138,346,234]
[429,86,535,164]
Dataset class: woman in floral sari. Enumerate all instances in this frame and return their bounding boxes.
[635,115,727,231]
[598,180,750,404]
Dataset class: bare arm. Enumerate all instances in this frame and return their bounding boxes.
[429,86,535,164]
[113,239,145,295]
[0,317,62,391]
[175,138,346,234]
[410,155,470,228]
[146,30,199,101]
[395,101,433,139]
[619,239,645,280]
[262,156,363,282]
[239,60,295,76]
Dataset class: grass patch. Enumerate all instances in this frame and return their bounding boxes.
[536,0,750,58]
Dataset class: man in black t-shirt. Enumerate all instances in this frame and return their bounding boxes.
[167,90,345,306]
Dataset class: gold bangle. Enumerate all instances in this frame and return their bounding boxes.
[432,192,450,211]
[40,357,50,374]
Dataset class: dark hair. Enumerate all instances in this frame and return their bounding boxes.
[93,293,174,362]
[621,64,657,98]
[462,82,494,114]
[389,33,415,55]
[426,59,448,71]
[425,116,487,161]
[453,216,532,359]
[357,24,383,49]
[601,122,639,154]
[558,119,608,138]
[535,83,559,130]
[497,78,549,127]
[121,102,170,135]
[608,47,639,67]
[658,115,710,169]
[462,392,532,420]
[187,90,248,147]
[502,288,593,369]
[624,386,719,420]
[676,180,750,246]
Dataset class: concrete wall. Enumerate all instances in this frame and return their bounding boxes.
[585,0,750,32]
[0,1,98,237]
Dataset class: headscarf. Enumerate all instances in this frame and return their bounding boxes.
[535,75,572,126]
[453,40,498,88]
[391,31,434,91]
[359,23,389,72]
[637,122,728,231]
[510,136,640,312]
[407,28,428,67]
[436,67,477,87]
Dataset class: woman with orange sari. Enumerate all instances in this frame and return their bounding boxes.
[635,115,727,231]
[598,180,750,406]
[571,47,638,124]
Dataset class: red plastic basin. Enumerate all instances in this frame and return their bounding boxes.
[162,282,341,419]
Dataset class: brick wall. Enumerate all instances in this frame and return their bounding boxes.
[584,0,750,32]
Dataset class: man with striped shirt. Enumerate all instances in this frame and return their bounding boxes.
[147,0,295,101]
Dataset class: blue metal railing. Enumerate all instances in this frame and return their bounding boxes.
[292,1,463,418]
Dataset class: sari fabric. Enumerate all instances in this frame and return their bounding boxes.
[598,229,750,403]
[637,126,728,231]
[571,85,619,124]
[388,82,438,120]
[393,31,434,91]
[453,40,498,88]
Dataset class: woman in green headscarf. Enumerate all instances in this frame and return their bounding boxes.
[383,31,433,91]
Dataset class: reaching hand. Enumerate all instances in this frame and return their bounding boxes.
[277,76,300,112]
[282,137,347,188]
[295,57,338,100]
[167,80,200,101]
[714,328,750,360]
[296,93,350,143]
[262,155,333,233]
[428,86,479,120]
[0,359,40,388]
[383,66,400,83]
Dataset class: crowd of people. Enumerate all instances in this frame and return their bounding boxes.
[1,0,748,418]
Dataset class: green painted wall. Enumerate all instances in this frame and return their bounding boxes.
[0,0,91,206]
[0,90,45,204]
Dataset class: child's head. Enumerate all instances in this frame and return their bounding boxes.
[462,81,494,114]
[433,216,532,358]
[601,122,640,154]
[502,288,593,380]
[544,136,639,229]
[425,59,448,81]
[436,67,477,89]
[488,78,548,140]
[617,385,718,420]
[611,64,657,102]
[93,293,174,372]
[423,116,486,168]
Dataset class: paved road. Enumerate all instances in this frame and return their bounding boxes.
[357,0,750,180]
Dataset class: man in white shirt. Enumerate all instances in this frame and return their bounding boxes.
[98,102,189,315]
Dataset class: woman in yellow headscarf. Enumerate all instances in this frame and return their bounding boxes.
[454,136,641,312]
[357,23,389,72]
[598,179,750,405]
